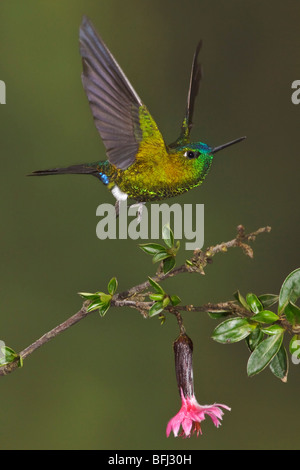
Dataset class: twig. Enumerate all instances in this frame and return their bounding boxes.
[116,225,271,299]
[111,300,250,317]
[207,225,271,259]
[167,302,250,316]
[0,304,91,376]
[168,308,186,335]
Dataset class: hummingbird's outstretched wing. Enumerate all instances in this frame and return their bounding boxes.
[80,16,166,170]
[169,41,202,148]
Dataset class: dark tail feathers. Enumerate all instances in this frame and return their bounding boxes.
[28,164,98,177]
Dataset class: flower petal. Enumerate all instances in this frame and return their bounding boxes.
[166,410,186,437]
[181,417,193,437]
[166,393,230,438]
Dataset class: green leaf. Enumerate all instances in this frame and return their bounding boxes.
[251,310,279,324]
[246,293,263,313]
[162,296,170,308]
[170,295,181,306]
[261,324,285,335]
[162,224,174,249]
[212,317,257,344]
[163,256,175,274]
[86,300,104,312]
[247,332,284,376]
[78,292,107,302]
[78,292,100,300]
[98,302,110,317]
[152,251,170,264]
[85,291,111,312]
[278,268,300,314]
[233,290,251,311]
[107,277,118,295]
[99,293,112,304]
[246,327,264,352]
[148,293,164,301]
[139,243,166,255]
[1,345,17,357]
[0,345,19,366]
[269,344,288,382]
[258,294,279,309]
[148,277,165,295]
[208,311,232,319]
[284,301,300,326]
[149,301,164,317]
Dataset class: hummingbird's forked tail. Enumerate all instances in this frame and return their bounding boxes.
[28,163,98,177]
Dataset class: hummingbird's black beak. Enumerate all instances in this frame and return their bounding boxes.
[211,136,246,154]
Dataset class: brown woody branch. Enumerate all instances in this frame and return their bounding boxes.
[0,225,270,377]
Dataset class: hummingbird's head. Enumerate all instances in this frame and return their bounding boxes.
[175,136,246,182]
[178,136,246,160]
[179,142,212,180]
[179,142,212,160]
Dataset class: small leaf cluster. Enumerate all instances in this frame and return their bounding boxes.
[79,277,118,317]
[140,224,180,274]
[148,277,181,318]
[0,345,22,368]
[212,268,300,382]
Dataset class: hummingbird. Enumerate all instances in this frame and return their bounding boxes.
[29,16,245,215]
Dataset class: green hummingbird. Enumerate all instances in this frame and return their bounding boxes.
[30,16,245,214]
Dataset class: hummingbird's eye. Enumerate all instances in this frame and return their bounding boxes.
[184,150,199,159]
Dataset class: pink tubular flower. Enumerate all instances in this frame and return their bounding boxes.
[167,333,230,438]
[166,388,231,438]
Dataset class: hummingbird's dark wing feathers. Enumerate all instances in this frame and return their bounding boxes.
[185,41,202,135]
[168,41,202,149]
[80,16,141,170]
[80,16,165,170]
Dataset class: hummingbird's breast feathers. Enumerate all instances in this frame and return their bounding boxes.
[109,142,213,202]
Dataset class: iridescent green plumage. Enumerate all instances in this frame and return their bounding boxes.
[30,17,245,205]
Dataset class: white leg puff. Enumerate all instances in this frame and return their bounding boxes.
[111,185,128,202]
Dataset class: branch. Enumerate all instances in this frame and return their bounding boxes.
[0,224,270,376]
[115,224,271,298]
[0,304,91,376]
[208,224,271,258]
[111,300,249,316]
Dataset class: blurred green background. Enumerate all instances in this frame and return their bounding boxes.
[0,0,299,450]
